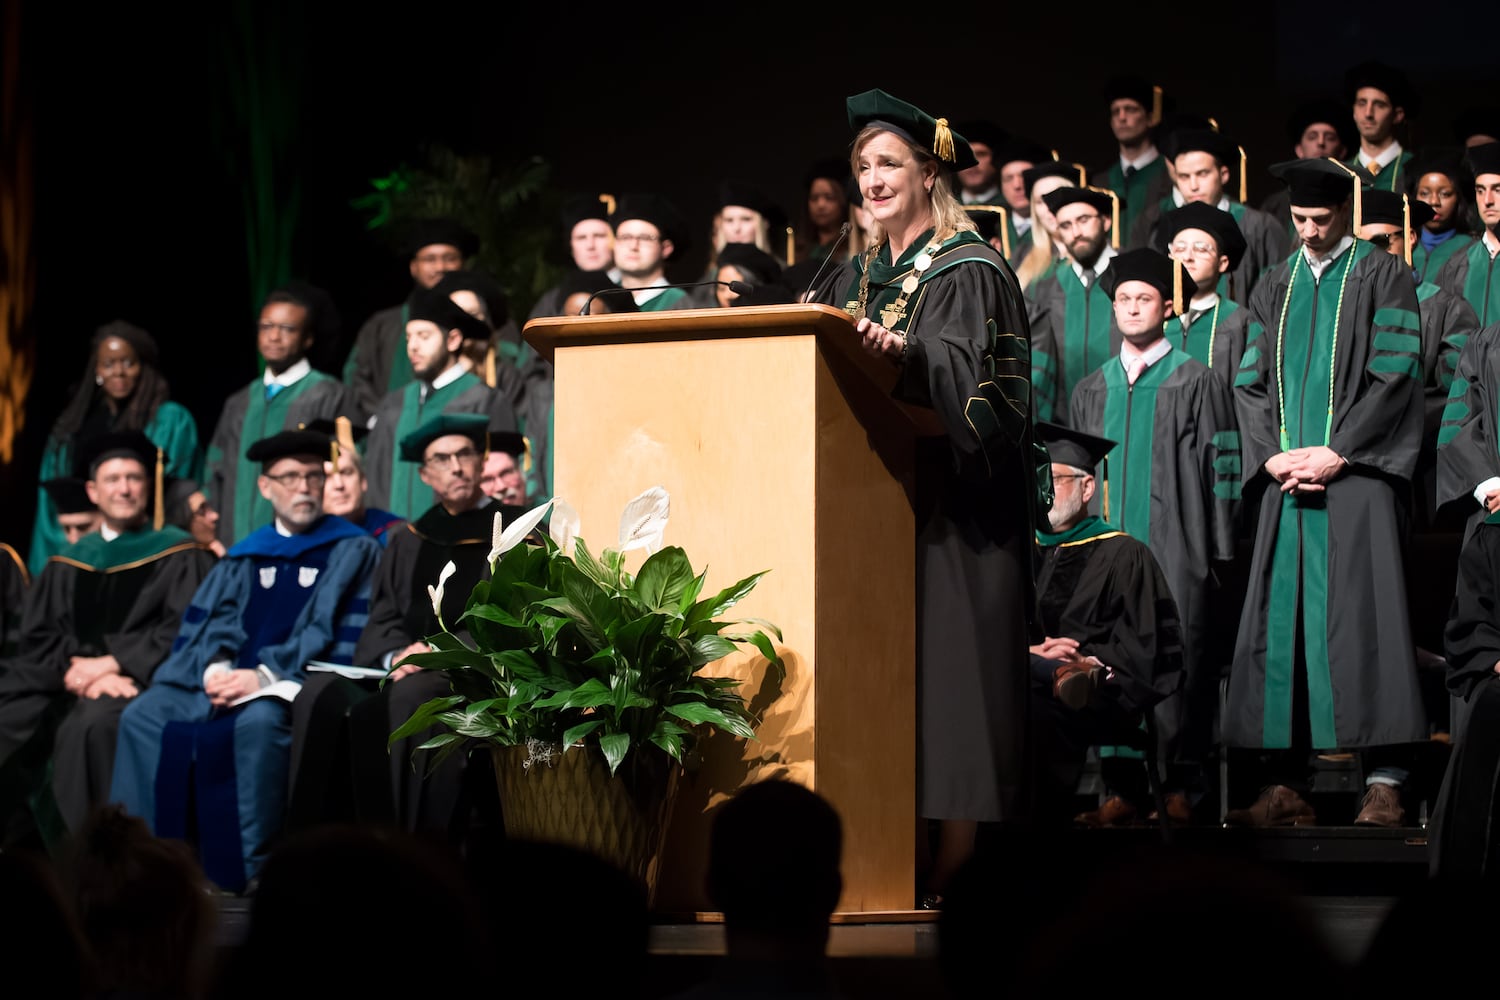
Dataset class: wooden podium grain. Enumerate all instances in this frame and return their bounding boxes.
[524,304,938,914]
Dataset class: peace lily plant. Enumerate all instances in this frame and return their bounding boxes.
[391,486,784,777]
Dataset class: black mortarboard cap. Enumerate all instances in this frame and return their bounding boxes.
[1104,75,1158,113]
[965,206,1009,243]
[1022,162,1079,199]
[1163,128,1237,168]
[1362,189,1435,231]
[488,426,527,459]
[1404,147,1471,192]
[432,268,510,329]
[846,89,978,170]
[717,179,778,219]
[1468,142,1500,180]
[1344,59,1420,115]
[953,119,1010,154]
[407,286,491,344]
[1268,157,1371,208]
[715,242,783,287]
[42,476,96,514]
[1036,420,1116,473]
[77,430,158,478]
[992,136,1051,169]
[1041,186,1115,219]
[1285,99,1358,152]
[611,193,691,255]
[560,193,612,233]
[1099,248,1191,311]
[804,156,852,191]
[1161,202,1248,270]
[245,429,336,466]
[397,412,490,463]
[1454,106,1500,146]
[299,417,367,462]
[398,217,480,260]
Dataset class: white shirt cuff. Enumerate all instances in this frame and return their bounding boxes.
[1473,477,1500,506]
[255,665,277,687]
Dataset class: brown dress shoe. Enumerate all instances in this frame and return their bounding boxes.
[1147,791,1194,825]
[1222,784,1317,827]
[1053,662,1105,710]
[1074,795,1137,827]
[1354,782,1405,827]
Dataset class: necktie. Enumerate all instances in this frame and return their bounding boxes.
[1079,269,1094,290]
[1367,160,1382,177]
[1123,165,1137,179]
[1126,356,1147,386]
[265,383,284,402]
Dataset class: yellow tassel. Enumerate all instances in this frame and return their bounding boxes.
[1051,148,1062,162]
[1101,456,1111,524]
[484,346,497,388]
[1000,209,1011,260]
[1208,117,1220,132]
[599,192,616,216]
[1173,261,1184,317]
[933,117,956,163]
[1151,86,1163,127]
[1238,145,1248,203]
[1073,162,1088,186]
[154,447,164,532]
[335,415,355,456]
[1089,186,1121,249]
[1325,158,1363,231]
[1403,194,1413,268]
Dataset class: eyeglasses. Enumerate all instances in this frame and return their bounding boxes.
[1056,214,1101,233]
[1052,472,1091,481]
[1168,241,1218,259]
[1365,233,1399,249]
[615,233,661,245]
[264,470,327,489]
[425,446,481,469]
[258,321,303,335]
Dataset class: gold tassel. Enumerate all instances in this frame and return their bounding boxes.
[1051,149,1062,162]
[1101,456,1111,524]
[599,192,616,216]
[1173,260,1184,317]
[1000,209,1011,260]
[522,437,533,479]
[1208,117,1220,132]
[153,447,164,532]
[1327,157,1362,230]
[1089,186,1121,249]
[1238,145,1248,203]
[786,225,796,265]
[335,415,355,455]
[933,117,956,163]
[1151,86,1163,127]
[484,345,497,388]
[1403,194,1413,268]
[1073,163,1088,186]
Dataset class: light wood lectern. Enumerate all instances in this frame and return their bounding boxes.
[523,304,939,915]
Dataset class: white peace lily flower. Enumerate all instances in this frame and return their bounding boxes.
[617,486,670,554]
[548,498,581,557]
[489,499,555,564]
[428,561,457,619]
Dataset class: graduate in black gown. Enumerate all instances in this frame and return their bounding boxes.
[0,432,215,845]
[809,89,1039,905]
[1028,422,1184,828]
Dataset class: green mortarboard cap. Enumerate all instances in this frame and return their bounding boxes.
[846,89,977,170]
[245,429,337,467]
[560,193,611,232]
[716,179,777,218]
[1036,421,1116,473]
[1161,202,1248,271]
[1468,142,1500,180]
[965,206,1009,243]
[397,412,490,463]
[1163,128,1237,168]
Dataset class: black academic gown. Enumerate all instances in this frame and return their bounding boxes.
[1433,237,1500,327]
[343,303,408,428]
[1026,258,1122,425]
[1429,516,1500,880]
[812,229,1038,823]
[1437,322,1500,542]
[1070,348,1240,762]
[1228,241,1427,750]
[0,544,27,664]
[1029,517,1185,821]
[0,527,214,836]
[1163,296,1250,385]
[1411,280,1480,530]
[1134,198,1290,308]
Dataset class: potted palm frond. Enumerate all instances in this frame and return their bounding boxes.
[391,486,783,896]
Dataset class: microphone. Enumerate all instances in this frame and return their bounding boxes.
[580,280,755,316]
[799,222,852,303]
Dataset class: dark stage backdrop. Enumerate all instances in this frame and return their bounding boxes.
[8,0,1491,554]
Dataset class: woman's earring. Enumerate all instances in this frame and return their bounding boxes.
[95,375,104,386]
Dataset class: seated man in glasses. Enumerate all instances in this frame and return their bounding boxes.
[110,428,383,893]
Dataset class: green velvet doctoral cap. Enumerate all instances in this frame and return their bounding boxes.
[1268,157,1372,208]
[846,89,977,170]
[611,193,691,256]
[1344,59,1420,114]
[1036,420,1116,473]
[432,268,510,329]
[1099,248,1190,313]
[77,430,158,478]
[715,242,783,286]
[1040,186,1114,219]
[42,476,96,514]
[407,286,491,344]
[1362,189,1435,231]
[1161,202,1248,271]
[398,412,490,463]
[246,429,337,467]
[399,217,480,259]
[1022,161,1079,199]
[1467,142,1500,181]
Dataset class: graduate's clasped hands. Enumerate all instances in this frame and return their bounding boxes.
[1265,446,1349,496]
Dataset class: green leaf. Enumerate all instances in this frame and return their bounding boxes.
[684,570,771,630]
[390,695,465,743]
[720,631,785,676]
[724,616,785,642]
[633,547,695,610]
[561,719,604,747]
[460,603,527,628]
[599,732,631,776]
[692,635,740,664]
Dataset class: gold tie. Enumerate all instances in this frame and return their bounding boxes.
[1367,160,1382,177]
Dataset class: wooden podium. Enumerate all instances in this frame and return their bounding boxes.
[523,304,937,914]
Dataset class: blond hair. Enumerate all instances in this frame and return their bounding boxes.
[1014,177,1074,291]
[850,126,976,255]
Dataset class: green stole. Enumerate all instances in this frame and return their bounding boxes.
[1036,515,1119,546]
[1412,232,1475,284]
[1099,345,1190,544]
[1261,243,1367,749]
[638,287,689,312]
[56,525,195,572]
[1059,265,1116,417]
[1104,157,1166,244]
[388,370,485,520]
[1459,239,1500,326]
[231,371,333,543]
[1164,297,1239,370]
[1346,151,1414,193]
